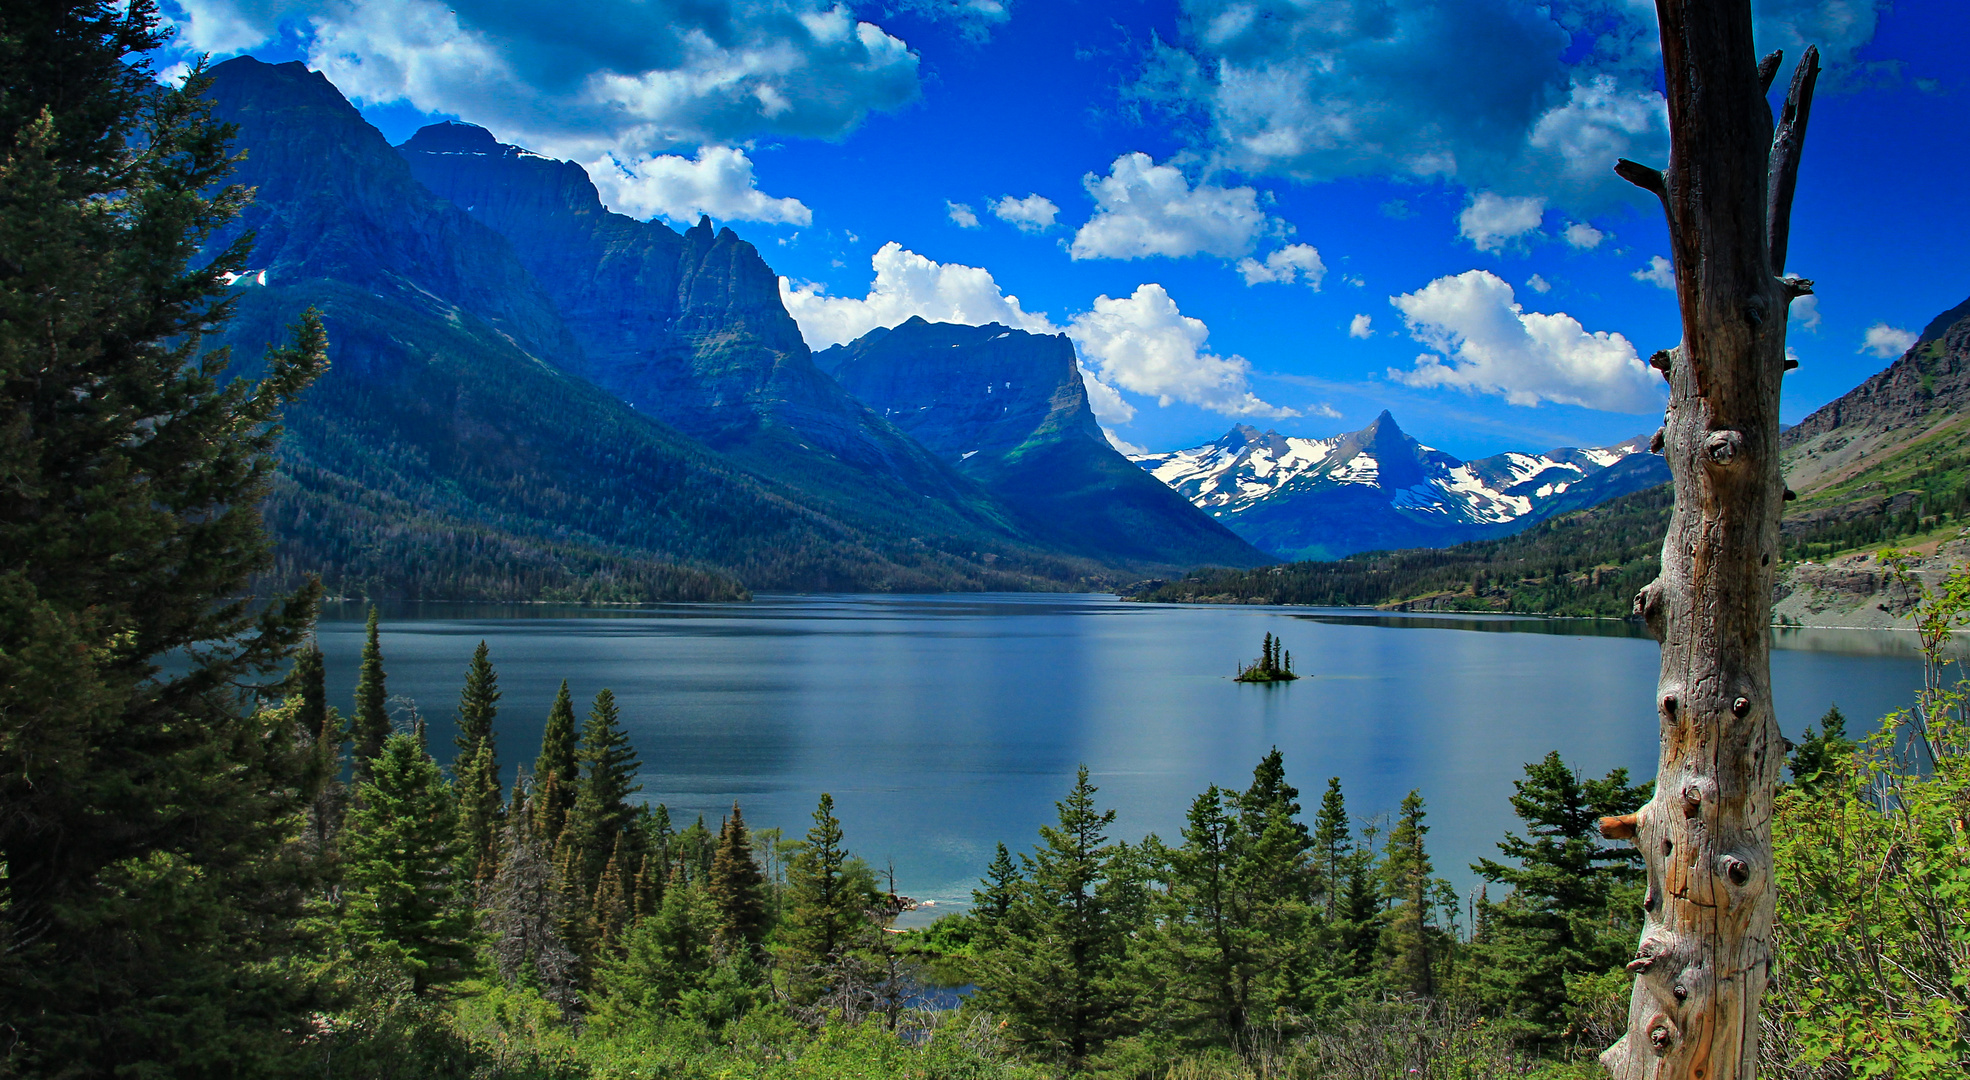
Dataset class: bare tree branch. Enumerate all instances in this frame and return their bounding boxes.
[1767,46,1822,276]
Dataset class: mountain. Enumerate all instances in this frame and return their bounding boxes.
[394,122,996,527]
[814,318,1268,566]
[203,57,1102,598]
[1131,412,1667,560]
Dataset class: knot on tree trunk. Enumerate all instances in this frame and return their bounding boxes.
[1704,430,1744,466]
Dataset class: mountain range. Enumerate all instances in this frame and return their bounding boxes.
[202,58,1266,599]
[1130,413,1668,560]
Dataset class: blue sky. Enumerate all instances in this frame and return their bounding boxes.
[160,1,1970,459]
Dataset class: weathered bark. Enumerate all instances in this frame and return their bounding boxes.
[1601,4,1820,1080]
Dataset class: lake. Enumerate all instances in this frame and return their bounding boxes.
[314,594,1928,924]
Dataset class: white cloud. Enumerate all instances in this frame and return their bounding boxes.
[1388,269,1661,412]
[1633,255,1675,290]
[778,242,1057,350]
[1860,322,1917,359]
[1067,284,1297,419]
[1526,273,1552,294]
[1459,192,1545,253]
[1789,293,1821,332]
[1348,314,1374,339]
[1083,370,1139,426]
[1103,427,1150,457]
[585,146,810,226]
[1521,74,1671,203]
[1070,152,1275,261]
[1237,244,1325,288]
[1562,222,1605,249]
[947,201,981,228]
[990,193,1061,232]
[174,0,921,165]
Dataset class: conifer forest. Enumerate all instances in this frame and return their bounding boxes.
[2,3,1966,1079]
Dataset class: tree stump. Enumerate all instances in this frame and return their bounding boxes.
[1602,4,1819,1079]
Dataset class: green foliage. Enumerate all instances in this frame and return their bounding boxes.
[342,733,478,994]
[775,792,878,1004]
[1762,562,1970,1078]
[454,640,504,883]
[566,688,641,896]
[1378,790,1452,998]
[0,3,330,1072]
[353,605,391,775]
[973,766,1147,1069]
[710,803,770,953]
[1464,753,1649,1044]
[534,679,580,846]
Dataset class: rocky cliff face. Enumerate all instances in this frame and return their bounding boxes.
[1134,412,1665,560]
[199,57,1118,595]
[395,123,974,507]
[817,319,1268,566]
[1782,295,1970,495]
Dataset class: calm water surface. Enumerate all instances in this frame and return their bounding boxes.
[316,594,1927,919]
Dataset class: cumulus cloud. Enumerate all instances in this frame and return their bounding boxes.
[1860,322,1917,359]
[1526,273,1552,294]
[1789,293,1821,332]
[170,0,920,163]
[1238,244,1326,288]
[586,146,809,225]
[1103,427,1150,457]
[1349,313,1374,339]
[1388,269,1661,412]
[1134,1,1884,214]
[1634,255,1675,290]
[1459,192,1545,253]
[947,201,981,228]
[1563,222,1605,249]
[1067,284,1297,418]
[990,193,1061,232]
[779,242,1058,349]
[1070,152,1275,261]
[888,0,1012,41]
[1082,371,1139,426]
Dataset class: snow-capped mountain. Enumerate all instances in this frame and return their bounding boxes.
[1129,412,1667,561]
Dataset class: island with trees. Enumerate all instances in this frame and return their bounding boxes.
[1235,632,1299,683]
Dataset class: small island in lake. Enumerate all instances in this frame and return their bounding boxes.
[1235,632,1300,682]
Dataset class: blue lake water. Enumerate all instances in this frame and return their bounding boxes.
[315,594,1928,923]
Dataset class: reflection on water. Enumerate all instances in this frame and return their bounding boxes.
[312,595,1927,915]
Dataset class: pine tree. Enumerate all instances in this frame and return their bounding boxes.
[1311,777,1352,916]
[777,792,872,1003]
[591,833,632,953]
[973,767,1143,1069]
[1789,704,1855,798]
[341,733,476,994]
[710,802,769,954]
[566,688,642,895]
[290,639,330,742]
[1468,752,1649,1042]
[596,872,719,1023]
[0,5,330,1070]
[351,606,390,779]
[532,680,579,845]
[453,641,503,884]
[1379,790,1442,997]
[972,842,1021,930]
[288,640,346,855]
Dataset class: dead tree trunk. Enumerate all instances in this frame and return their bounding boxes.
[1599,3,1819,1079]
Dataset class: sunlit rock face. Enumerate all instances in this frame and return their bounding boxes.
[1134,412,1665,561]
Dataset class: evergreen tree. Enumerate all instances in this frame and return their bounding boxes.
[1379,789,1442,997]
[351,606,390,779]
[710,802,769,954]
[0,4,329,1070]
[453,641,503,884]
[532,679,579,845]
[289,639,330,742]
[1790,703,1856,798]
[972,842,1021,931]
[591,834,632,953]
[1467,752,1649,1042]
[566,688,641,895]
[974,767,1143,1070]
[288,640,346,856]
[1311,777,1352,916]
[341,733,476,994]
[776,792,873,1003]
[596,873,718,1024]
